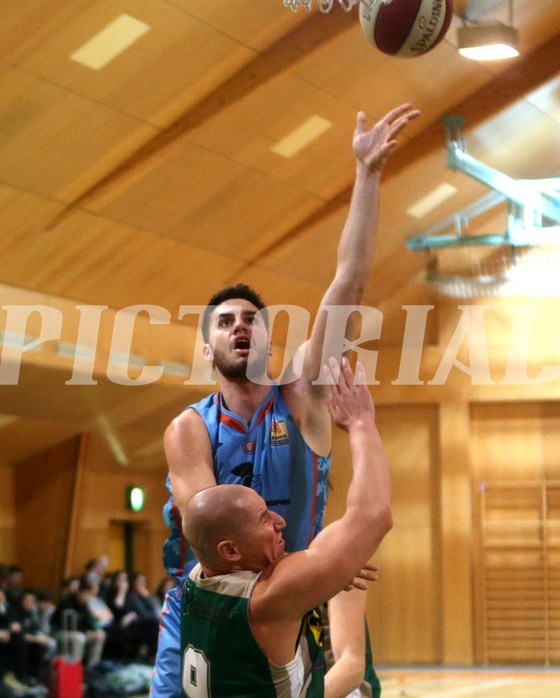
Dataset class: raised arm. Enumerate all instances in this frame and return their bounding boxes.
[282,105,419,451]
[252,358,392,620]
[164,408,216,517]
[293,104,420,387]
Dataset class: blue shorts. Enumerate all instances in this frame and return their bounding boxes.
[150,585,182,698]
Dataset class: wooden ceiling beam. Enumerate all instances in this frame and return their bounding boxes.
[231,31,560,276]
[46,10,356,231]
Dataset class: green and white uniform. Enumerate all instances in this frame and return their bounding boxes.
[181,565,325,698]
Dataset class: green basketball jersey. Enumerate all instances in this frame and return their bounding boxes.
[181,565,325,698]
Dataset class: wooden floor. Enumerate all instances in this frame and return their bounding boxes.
[378,666,560,698]
[140,666,559,697]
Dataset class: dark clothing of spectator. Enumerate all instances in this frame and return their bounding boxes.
[51,594,97,633]
[0,591,27,683]
[103,593,158,663]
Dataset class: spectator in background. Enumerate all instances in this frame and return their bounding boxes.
[83,558,108,585]
[4,566,23,606]
[84,577,114,632]
[0,586,45,695]
[82,557,111,600]
[1,586,19,685]
[58,577,80,602]
[128,574,160,620]
[14,590,56,684]
[104,571,158,664]
[51,579,105,669]
[35,591,56,638]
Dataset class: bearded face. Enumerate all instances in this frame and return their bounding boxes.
[204,299,270,382]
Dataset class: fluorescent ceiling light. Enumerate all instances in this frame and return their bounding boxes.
[0,331,42,351]
[407,183,458,219]
[158,360,190,377]
[56,341,95,360]
[458,23,519,61]
[70,14,151,70]
[271,116,333,159]
[109,351,145,368]
[0,415,17,429]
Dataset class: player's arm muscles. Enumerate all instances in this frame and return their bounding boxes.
[283,106,421,419]
[324,589,367,698]
[281,164,382,440]
[255,418,391,621]
[164,408,216,517]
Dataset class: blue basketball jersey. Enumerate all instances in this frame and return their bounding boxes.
[163,385,331,581]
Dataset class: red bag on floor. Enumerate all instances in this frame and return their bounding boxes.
[50,610,84,698]
[50,657,83,698]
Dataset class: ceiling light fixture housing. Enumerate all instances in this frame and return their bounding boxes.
[458,22,519,60]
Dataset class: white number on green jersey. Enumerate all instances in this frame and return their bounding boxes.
[182,645,210,698]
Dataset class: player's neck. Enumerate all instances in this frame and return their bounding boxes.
[219,378,272,423]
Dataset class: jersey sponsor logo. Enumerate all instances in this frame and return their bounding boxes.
[242,438,255,455]
[270,419,289,446]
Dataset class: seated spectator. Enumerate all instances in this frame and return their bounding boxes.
[103,571,158,664]
[35,591,55,638]
[4,567,23,607]
[84,577,114,631]
[58,577,80,602]
[13,589,56,684]
[0,586,44,695]
[82,557,111,600]
[1,586,17,682]
[128,574,160,620]
[51,580,105,669]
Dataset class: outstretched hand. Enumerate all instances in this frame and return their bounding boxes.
[324,357,374,432]
[343,563,379,592]
[353,103,420,173]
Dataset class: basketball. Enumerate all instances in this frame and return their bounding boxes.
[360,0,454,58]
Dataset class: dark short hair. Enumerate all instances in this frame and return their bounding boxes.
[35,589,54,603]
[202,284,268,342]
[78,579,96,593]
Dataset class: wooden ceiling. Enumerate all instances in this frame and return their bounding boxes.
[1,0,559,468]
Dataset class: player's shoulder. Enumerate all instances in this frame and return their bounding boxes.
[165,400,211,441]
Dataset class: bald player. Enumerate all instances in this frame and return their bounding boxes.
[180,358,392,698]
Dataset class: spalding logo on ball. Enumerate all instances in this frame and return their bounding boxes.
[360,0,454,58]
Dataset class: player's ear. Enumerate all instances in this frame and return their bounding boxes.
[203,343,214,363]
[217,540,240,563]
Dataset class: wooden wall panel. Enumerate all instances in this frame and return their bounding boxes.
[471,404,560,665]
[439,402,474,664]
[13,436,81,592]
[0,464,15,563]
[471,402,560,482]
[5,428,168,593]
[370,527,439,664]
[71,466,168,590]
[327,403,441,664]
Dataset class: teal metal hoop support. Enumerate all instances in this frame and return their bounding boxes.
[406,116,560,252]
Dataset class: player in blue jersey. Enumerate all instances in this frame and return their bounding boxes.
[152,103,419,698]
